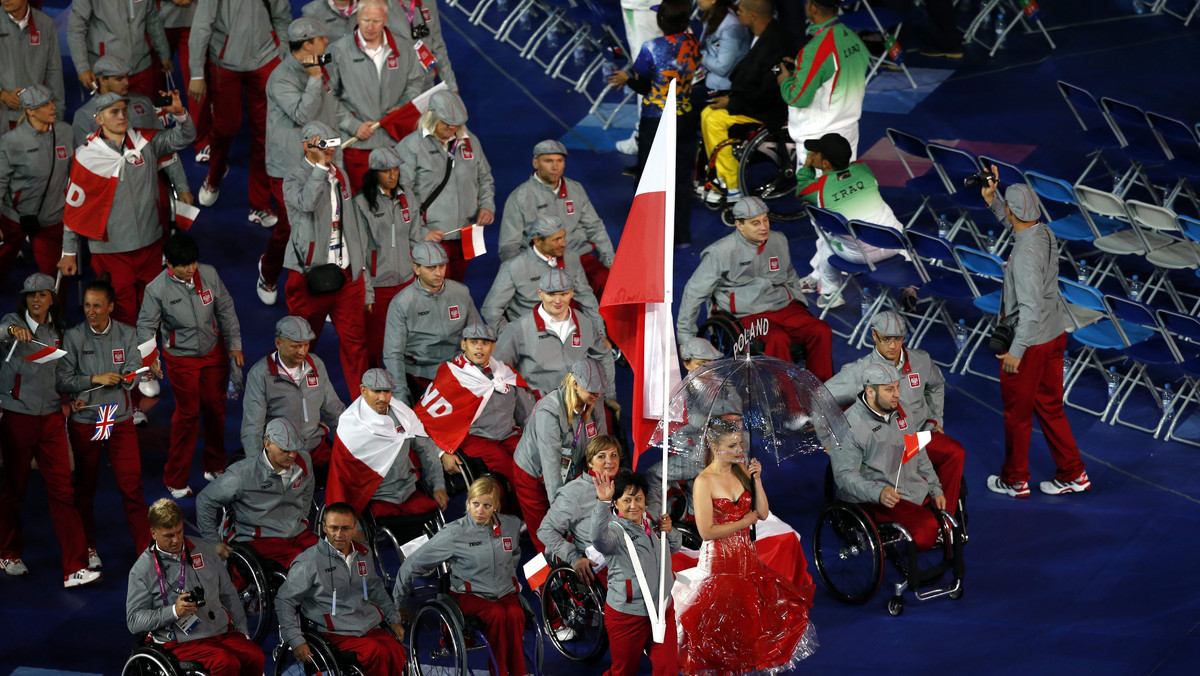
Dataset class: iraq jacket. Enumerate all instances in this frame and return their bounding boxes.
[353,185,427,289]
[480,246,603,335]
[385,0,457,92]
[283,159,374,302]
[498,174,614,266]
[677,229,806,340]
[993,196,1068,359]
[188,0,291,75]
[265,56,342,179]
[72,93,191,196]
[394,513,522,605]
[137,263,242,359]
[67,0,171,77]
[301,0,359,42]
[0,120,72,224]
[590,500,681,617]
[538,473,605,566]
[831,395,942,506]
[382,278,479,403]
[0,8,66,138]
[395,127,495,237]
[277,538,400,648]
[328,28,426,150]
[126,537,248,644]
[196,449,316,543]
[241,351,345,453]
[780,17,868,147]
[493,307,614,401]
[825,346,945,432]
[512,387,609,503]
[0,312,65,416]
[57,318,141,424]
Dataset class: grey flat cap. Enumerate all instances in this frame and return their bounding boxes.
[679,337,723,361]
[532,139,568,158]
[529,214,564,239]
[870,311,907,338]
[91,92,129,114]
[361,368,395,391]
[412,241,449,266]
[368,147,402,171]
[539,268,573,292]
[265,418,306,452]
[288,17,327,42]
[301,120,337,141]
[22,273,55,294]
[862,362,901,386]
[428,89,468,126]
[1005,184,1040,223]
[18,85,52,110]
[731,196,768,221]
[571,358,607,393]
[275,316,316,342]
[462,323,497,341]
[93,55,131,77]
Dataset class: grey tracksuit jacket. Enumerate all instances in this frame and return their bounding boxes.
[382,279,479,403]
[351,400,447,503]
[498,174,614,266]
[589,500,681,617]
[825,346,945,432]
[538,473,605,566]
[240,351,345,453]
[301,0,358,43]
[282,160,374,302]
[196,449,317,543]
[394,513,522,605]
[991,197,1069,359]
[137,263,242,358]
[395,128,494,238]
[0,9,66,138]
[353,186,427,290]
[831,396,942,506]
[327,28,426,150]
[67,0,171,77]
[385,0,457,92]
[158,0,196,29]
[265,56,342,180]
[492,308,614,401]
[480,246,603,335]
[126,538,248,644]
[0,121,72,224]
[512,387,608,503]
[72,94,190,197]
[0,313,64,416]
[188,0,291,75]
[57,319,141,424]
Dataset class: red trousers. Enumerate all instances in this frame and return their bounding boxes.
[1000,332,1086,484]
[369,491,440,518]
[324,627,407,675]
[165,630,264,676]
[440,237,469,283]
[864,499,940,550]
[91,241,164,326]
[68,418,151,553]
[126,65,164,100]
[603,603,679,676]
[207,59,278,211]
[512,466,549,554]
[246,530,318,570]
[451,592,526,676]
[365,281,412,368]
[162,343,230,489]
[285,271,368,398]
[0,217,62,286]
[342,147,372,197]
[925,431,965,514]
[0,410,89,574]
[260,176,293,287]
[459,434,520,509]
[581,253,610,298]
[165,27,212,152]
[739,302,834,380]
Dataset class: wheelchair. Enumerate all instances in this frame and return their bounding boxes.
[539,563,608,663]
[698,123,803,225]
[121,637,209,676]
[272,618,402,676]
[813,462,966,616]
[225,541,288,644]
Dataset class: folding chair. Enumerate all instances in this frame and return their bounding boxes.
[1072,185,1146,291]
[977,154,1026,190]
[1145,110,1200,211]
[885,128,954,231]
[806,205,875,342]
[847,221,925,350]
[1055,81,1125,185]
[1124,200,1200,311]
[1023,170,1123,270]
[950,246,1006,381]
[1150,0,1200,25]
[926,143,1000,250]
[1156,308,1200,445]
[1100,96,1170,203]
[962,0,1056,57]
[838,0,916,89]
[903,230,978,364]
[1103,295,1180,434]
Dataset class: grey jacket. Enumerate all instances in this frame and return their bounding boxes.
[498,174,614,266]
[353,185,426,289]
[465,358,532,441]
[301,0,358,42]
[195,449,317,543]
[825,346,945,432]
[538,473,604,566]
[0,8,66,138]
[677,230,807,340]
[512,387,608,503]
[56,319,141,424]
[68,0,171,77]
[589,500,681,617]
[282,160,373,302]
[386,0,457,92]
[188,0,291,75]
[394,513,522,605]
[265,56,342,179]
[328,28,426,150]
[382,279,479,403]
[277,538,401,648]
[831,396,942,506]
[158,0,196,29]
[992,198,1068,359]
[395,128,494,237]
[240,351,345,453]
[493,308,614,400]
[481,247,603,335]
[126,537,248,644]
[72,93,190,196]
[0,121,72,224]
[137,263,242,358]
[0,313,64,416]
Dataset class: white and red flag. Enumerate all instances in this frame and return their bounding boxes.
[460,224,486,259]
[326,396,428,514]
[24,343,66,363]
[174,198,199,230]
[64,128,157,240]
[138,338,159,367]
[414,354,526,452]
[378,83,447,141]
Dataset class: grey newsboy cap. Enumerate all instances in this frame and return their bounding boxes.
[731,196,768,221]
[679,337,723,361]
[861,362,902,386]
[288,17,327,42]
[18,85,52,110]
[22,273,55,294]
[462,322,497,341]
[93,55,131,77]
[91,92,129,114]
[275,316,316,342]
[361,368,395,391]
[530,214,564,239]
[870,311,907,338]
[429,90,468,126]
[571,358,607,393]
[301,120,337,141]
[264,418,306,452]
[412,241,449,266]
[539,268,574,292]
[368,147,403,171]
[532,139,568,158]
[1004,184,1040,222]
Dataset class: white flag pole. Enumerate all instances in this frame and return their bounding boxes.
[656,80,678,639]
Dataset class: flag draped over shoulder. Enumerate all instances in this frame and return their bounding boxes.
[326,397,428,514]
[64,128,157,240]
[414,354,526,452]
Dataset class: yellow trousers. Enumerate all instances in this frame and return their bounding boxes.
[700,106,762,191]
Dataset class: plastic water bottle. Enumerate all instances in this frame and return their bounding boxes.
[573,43,588,67]
[1063,350,1073,383]
[995,9,1006,38]
[1112,175,1125,198]
[496,0,509,13]
[1162,383,1174,414]
[1077,259,1089,284]
[545,26,560,49]
[601,62,614,84]
[986,230,998,254]
[861,287,873,316]
[1129,274,1143,301]
[518,9,532,31]
[954,319,968,352]
[1133,0,1148,14]
[226,381,239,401]
[1107,367,1119,400]
[937,213,951,239]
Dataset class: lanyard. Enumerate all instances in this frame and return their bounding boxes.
[151,544,187,607]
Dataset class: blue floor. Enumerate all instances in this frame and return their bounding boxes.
[3,1,1200,674]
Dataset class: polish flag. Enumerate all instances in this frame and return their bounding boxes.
[64,129,152,240]
[901,430,933,465]
[24,344,66,363]
[121,366,150,384]
[326,397,428,514]
[415,354,526,452]
[138,338,159,367]
[522,552,551,591]
[460,224,486,259]
[378,83,448,141]
[174,199,199,230]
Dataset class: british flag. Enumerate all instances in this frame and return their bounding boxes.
[92,404,118,441]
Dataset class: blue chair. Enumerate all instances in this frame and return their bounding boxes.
[1155,308,1200,445]
[1103,295,1180,432]
[925,143,996,250]
[885,128,952,229]
[1024,170,1124,268]
[806,205,869,339]
[1145,110,1200,211]
[977,154,1027,191]
[1055,81,1124,184]
[1100,96,1169,203]
[950,246,1006,382]
[848,221,926,350]
[904,230,978,364]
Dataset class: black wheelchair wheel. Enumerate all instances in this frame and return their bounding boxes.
[227,544,274,644]
[541,567,608,663]
[736,129,806,222]
[697,310,743,357]
[272,633,343,676]
[517,593,546,675]
[409,599,468,676]
[814,503,884,605]
[121,646,189,676]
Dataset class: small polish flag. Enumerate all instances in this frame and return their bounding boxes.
[522,552,551,591]
[461,224,486,260]
[138,338,159,367]
[24,344,67,363]
[901,430,933,465]
[121,366,150,384]
[174,199,200,230]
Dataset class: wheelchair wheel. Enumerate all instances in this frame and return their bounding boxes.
[697,310,743,357]
[517,593,546,675]
[736,128,805,222]
[122,645,192,676]
[814,503,884,605]
[363,514,406,593]
[227,544,274,644]
[409,598,468,676]
[541,567,607,663]
[273,632,348,676]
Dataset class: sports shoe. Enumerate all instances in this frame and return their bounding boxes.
[197,167,228,207]
[554,626,577,641]
[1,557,29,576]
[1039,472,1091,495]
[167,484,194,499]
[132,408,148,426]
[986,475,1030,498]
[248,209,278,228]
[816,292,844,309]
[615,135,638,155]
[798,274,819,295]
[195,145,211,163]
[257,256,278,306]
[64,568,102,588]
[138,372,160,397]
[87,548,102,569]
[204,470,223,482]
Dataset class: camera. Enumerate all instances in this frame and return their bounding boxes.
[313,137,341,150]
[152,93,173,107]
[771,63,784,76]
[317,53,333,66]
[186,586,206,608]
[963,170,996,188]
[411,24,430,40]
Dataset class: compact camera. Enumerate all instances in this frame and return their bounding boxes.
[317,53,333,66]
[963,170,997,188]
[152,93,173,107]
[314,137,341,149]
[186,586,206,608]
[412,24,430,40]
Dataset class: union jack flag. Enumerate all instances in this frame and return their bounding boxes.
[92,404,118,441]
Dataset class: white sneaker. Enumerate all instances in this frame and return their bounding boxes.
[132,409,148,426]
[986,475,1031,498]
[615,136,638,155]
[198,178,220,207]
[1039,472,1091,495]
[554,626,577,641]
[195,145,211,163]
[138,373,160,397]
[167,484,194,499]
[249,209,278,228]
[1,557,29,576]
[816,292,845,309]
[204,471,223,482]
[87,548,102,569]
[64,568,102,588]
[257,256,278,306]
[799,274,819,295]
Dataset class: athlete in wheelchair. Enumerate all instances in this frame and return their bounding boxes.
[816,363,965,616]
[395,476,544,676]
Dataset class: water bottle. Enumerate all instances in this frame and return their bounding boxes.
[545,26,560,49]
[954,319,968,352]
[226,381,239,401]
[1062,350,1073,383]
[518,9,532,31]
[573,43,588,67]
[995,9,1006,38]
[937,213,951,239]
[601,61,614,84]
[1129,274,1142,301]
[1112,175,1125,198]
[496,0,509,12]
[1133,0,1147,14]
[1077,259,1089,284]
[1162,383,1174,414]
[860,287,873,316]
[986,230,998,255]
[1107,367,1119,400]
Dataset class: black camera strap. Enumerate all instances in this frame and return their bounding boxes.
[31,124,59,222]
[420,151,453,218]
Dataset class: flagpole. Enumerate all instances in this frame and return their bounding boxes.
[656,80,678,638]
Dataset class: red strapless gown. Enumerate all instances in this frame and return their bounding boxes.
[677,492,817,675]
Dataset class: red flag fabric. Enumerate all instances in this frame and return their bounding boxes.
[326,397,428,514]
[174,199,199,230]
[378,83,447,141]
[24,344,66,363]
[901,430,932,465]
[64,128,159,240]
[460,224,486,259]
[415,354,526,451]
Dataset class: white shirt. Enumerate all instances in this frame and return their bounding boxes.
[260,449,302,488]
[305,158,349,268]
[88,319,114,336]
[274,351,309,385]
[532,245,558,269]
[7,8,29,30]
[24,311,40,334]
[328,0,357,18]
[357,30,390,75]
[537,305,573,343]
